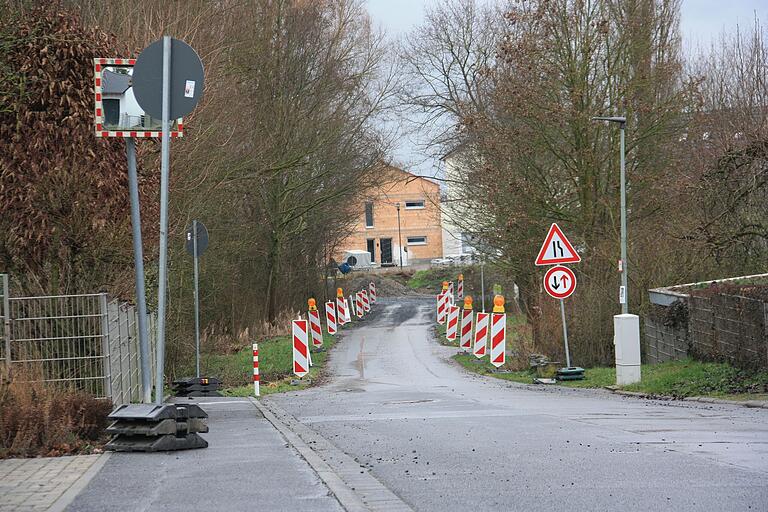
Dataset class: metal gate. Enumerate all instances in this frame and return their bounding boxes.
[0,274,155,405]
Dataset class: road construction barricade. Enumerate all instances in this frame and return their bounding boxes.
[325,301,337,335]
[490,295,506,368]
[474,312,489,358]
[446,304,460,341]
[292,318,309,377]
[369,282,377,303]
[460,296,473,351]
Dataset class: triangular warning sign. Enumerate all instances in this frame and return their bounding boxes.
[535,223,581,266]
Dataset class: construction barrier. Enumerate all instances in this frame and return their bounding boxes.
[460,296,473,351]
[308,299,323,347]
[446,304,460,341]
[343,296,351,323]
[447,281,454,299]
[362,288,371,312]
[337,288,349,325]
[292,319,309,377]
[369,282,377,303]
[457,274,464,300]
[355,292,364,318]
[474,312,489,358]
[490,295,506,368]
[252,343,260,396]
[349,294,355,320]
[325,301,337,335]
[436,293,447,324]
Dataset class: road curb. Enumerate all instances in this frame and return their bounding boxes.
[48,452,111,512]
[250,397,413,512]
[605,387,768,409]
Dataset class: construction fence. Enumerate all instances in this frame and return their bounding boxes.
[0,274,155,406]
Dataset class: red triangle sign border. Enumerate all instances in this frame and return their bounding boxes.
[535,223,581,266]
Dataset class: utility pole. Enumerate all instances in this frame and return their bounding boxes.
[592,115,629,314]
[396,203,403,268]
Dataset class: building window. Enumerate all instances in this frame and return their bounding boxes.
[407,236,427,245]
[366,239,376,263]
[365,202,374,228]
[405,200,425,209]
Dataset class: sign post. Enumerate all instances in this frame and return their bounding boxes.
[133,37,204,404]
[186,220,209,378]
[536,224,580,369]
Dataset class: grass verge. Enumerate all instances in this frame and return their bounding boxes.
[188,333,339,397]
[453,354,768,399]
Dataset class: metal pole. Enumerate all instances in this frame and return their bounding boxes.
[155,35,171,404]
[620,122,628,315]
[396,204,403,268]
[126,138,152,403]
[193,219,200,378]
[480,259,485,312]
[99,293,114,401]
[2,274,11,378]
[560,299,571,368]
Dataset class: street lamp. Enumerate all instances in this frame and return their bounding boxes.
[396,203,403,268]
[591,115,628,314]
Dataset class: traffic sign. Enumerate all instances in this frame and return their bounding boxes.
[132,38,205,120]
[185,221,209,257]
[543,266,577,299]
[535,223,581,266]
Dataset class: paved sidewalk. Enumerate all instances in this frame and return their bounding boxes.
[65,397,343,511]
[0,454,103,512]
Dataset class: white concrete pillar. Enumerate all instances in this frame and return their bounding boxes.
[614,314,641,385]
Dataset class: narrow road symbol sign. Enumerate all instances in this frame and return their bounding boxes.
[535,223,581,266]
[543,265,577,299]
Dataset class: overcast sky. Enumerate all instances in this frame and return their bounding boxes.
[366,0,768,176]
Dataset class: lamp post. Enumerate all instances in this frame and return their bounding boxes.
[592,115,628,315]
[396,203,403,268]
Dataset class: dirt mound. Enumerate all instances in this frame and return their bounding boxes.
[336,274,421,297]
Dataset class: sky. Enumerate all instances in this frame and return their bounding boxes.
[365,0,768,177]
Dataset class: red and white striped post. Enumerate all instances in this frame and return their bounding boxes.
[355,292,364,318]
[292,319,309,378]
[336,288,348,325]
[325,301,337,335]
[474,312,489,358]
[457,274,464,300]
[446,304,460,341]
[362,289,371,312]
[252,342,260,396]
[437,282,449,324]
[369,282,377,303]
[460,296,473,351]
[447,281,454,300]
[349,294,355,320]
[308,299,323,347]
[490,295,507,368]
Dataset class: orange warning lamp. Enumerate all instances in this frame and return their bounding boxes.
[336,287,344,298]
[441,281,449,291]
[493,295,505,313]
[458,273,464,281]
[308,298,317,311]
[463,296,473,310]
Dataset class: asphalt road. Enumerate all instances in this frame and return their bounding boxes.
[269,297,768,512]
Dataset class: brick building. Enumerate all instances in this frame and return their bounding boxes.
[338,166,443,266]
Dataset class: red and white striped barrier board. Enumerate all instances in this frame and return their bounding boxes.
[252,343,260,396]
[474,312,489,358]
[292,319,309,377]
[369,282,377,303]
[344,297,351,323]
[362,289,371,312]
[436,293,447,324]
[325,301,337,335]
[355,292,364,318]
[446,305,460,341]
[457,279,464,300]
[349,295,355,319]
[448,281,454,298]
[460,308,473,350]
[309,308,323,346]
[490,313,506,368]
[337,297,348,325]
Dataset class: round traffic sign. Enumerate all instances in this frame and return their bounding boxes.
[185,221,209,257]
[132,38,205,120]
[543,265,576,299]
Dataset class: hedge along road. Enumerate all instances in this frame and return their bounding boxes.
[267,296,768,512]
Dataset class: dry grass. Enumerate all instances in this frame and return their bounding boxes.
[0,366,112,458]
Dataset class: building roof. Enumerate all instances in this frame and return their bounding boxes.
[381,164,439,189]
[102,70,131,95]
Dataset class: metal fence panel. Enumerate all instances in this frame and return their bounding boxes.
[1,275,155,405]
